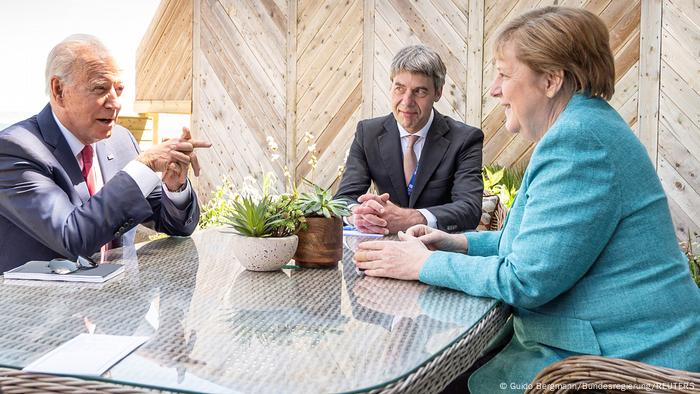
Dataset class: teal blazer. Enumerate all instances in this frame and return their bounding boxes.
[420,94,700,393]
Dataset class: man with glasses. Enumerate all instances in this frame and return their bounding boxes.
[335,45,483,235]
[0,34,211,273]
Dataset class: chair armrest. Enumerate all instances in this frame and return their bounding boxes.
[526,355,700,393]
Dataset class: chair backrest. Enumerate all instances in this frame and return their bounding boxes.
[525,355,700,394]
[477,194,507,231]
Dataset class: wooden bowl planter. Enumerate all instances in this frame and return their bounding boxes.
[293,216,343,268]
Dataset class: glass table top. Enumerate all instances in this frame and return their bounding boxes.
[0,228,499,393]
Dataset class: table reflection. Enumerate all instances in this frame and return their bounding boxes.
[0,229,501,394]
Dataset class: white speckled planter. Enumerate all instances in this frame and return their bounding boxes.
[222,230,298,271]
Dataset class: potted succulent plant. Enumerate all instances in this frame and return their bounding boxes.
[223,192,305,271]
[293,181,351,268]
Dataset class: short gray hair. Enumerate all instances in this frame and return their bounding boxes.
[390,45,446,91]
[45,34,113,95]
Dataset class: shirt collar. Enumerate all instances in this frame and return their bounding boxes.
[397,109,434,140]
[51,111,90,157]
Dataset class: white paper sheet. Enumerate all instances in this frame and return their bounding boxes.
[23,334,149,376]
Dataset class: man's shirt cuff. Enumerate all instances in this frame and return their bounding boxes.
[418,208,438,228]
[123,160,160,197]
[163,180,191,209]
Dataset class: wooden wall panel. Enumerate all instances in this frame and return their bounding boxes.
[186,0,700,239]
[480,0,642,167]
[136,0,193,113]
[657,0,700,239]
[193,0,288,197]
[294,0,364,186]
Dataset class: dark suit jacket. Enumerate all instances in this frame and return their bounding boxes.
[0,104,200,272]
[335,111,483,232]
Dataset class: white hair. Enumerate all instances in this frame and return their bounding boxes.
[44,34,113,95]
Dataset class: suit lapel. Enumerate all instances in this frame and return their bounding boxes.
[96,138,117,183]
[37,104,91,203]
[378,117,409,207]
[409,112,449,207]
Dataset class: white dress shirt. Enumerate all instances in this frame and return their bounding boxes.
[52,112,190,207]
[396,109,438,228]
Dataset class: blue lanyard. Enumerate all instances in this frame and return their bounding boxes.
[407,166,418,196]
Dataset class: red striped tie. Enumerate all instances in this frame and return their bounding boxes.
[81,145,96,196]
[81,145,108,262]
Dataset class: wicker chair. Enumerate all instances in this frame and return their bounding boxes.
[526,356,700,394]
[478,194,508,231]
[0,367,151,393]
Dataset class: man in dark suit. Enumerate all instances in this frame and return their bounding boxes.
[0,34,211,272]
[335,45,483,234]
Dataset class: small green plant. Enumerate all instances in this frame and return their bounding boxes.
[482,164,525,209]
[199,180,235,229]
[224,193,304,237]
[680,231,700,288]
[296,179,351,218]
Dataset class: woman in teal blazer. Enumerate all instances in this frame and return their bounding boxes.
[354,6,700,393]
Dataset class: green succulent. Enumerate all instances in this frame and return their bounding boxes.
[224,193,304,237]
[296,180,351,218]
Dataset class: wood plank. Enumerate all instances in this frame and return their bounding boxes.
[296,54,363,158]
[362,0,376,119]
[407,0,468,56]
[659,92,700,165]
[375,0,466,114]
[495,133,532,168]
[483,123,517,164]
[200,13,286,147]
[657,156,700,238]
[385,0,467,91]
[637,0,662,165]
[133,100,192,114]
[481,103,505,144]
[218,0,286,94]
[608,0,640,55]
[137,0,192,101]
[286,0,297,187]
[610,63,639,111]
[483,0,518,41]
[305,107,362,189]
[296,83,363,183]
[296,17,362,116]
[660,60,700,129]
[667,197,700,241]
[192,0,202,192]
[661,29,700,99]
[202,1,286,135]
[199,58,286,192]
[616,85,640,128]
[659,128,700,201]
[466,0,484,126]
[662,0,700,64]
[297,1,355,60]
[296,36,363,138]
[666,0,700,26]
[429,0,469,37]
[296,0,362,97]
[373,78,392,116]
[612,26,640,83]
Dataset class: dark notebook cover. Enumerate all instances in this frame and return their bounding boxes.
[3,261,124,283]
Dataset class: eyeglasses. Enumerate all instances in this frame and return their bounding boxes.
[49,256,97,275]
